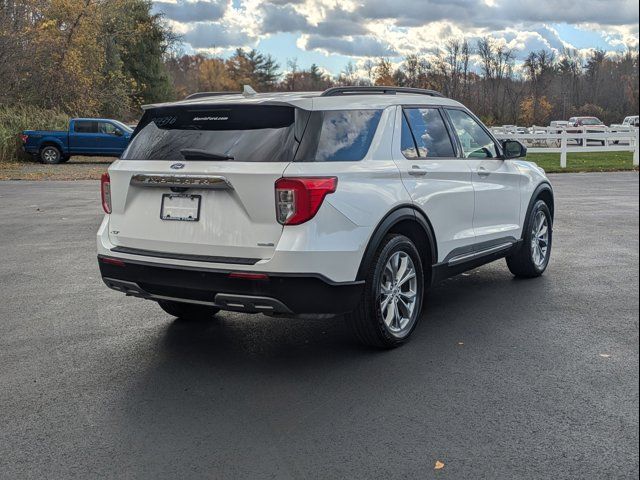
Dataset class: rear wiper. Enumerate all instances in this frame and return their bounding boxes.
[179,148,234,161]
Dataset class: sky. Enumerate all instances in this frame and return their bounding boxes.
[152,0,640,76]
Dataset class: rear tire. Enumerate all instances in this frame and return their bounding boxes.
[346,234,424,348]
[158,300,220,321]
[506,200,552,278]
[39,145,62,164]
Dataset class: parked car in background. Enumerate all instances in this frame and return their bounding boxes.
[611,115,639,130]
[97,86,554,348]
[549,120,569,133]
[567,116,606,145]
[21,118,133,164]
[609,115,638,144]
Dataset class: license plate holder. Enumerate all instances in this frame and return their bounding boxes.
[160,194,201,221]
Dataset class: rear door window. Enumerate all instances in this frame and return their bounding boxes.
[401,108,455,159]
[74,121,98,133]
[294,110,382,162]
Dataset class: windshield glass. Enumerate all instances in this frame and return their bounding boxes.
[580,118,602,125]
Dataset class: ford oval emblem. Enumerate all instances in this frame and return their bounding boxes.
[170,163,185,170]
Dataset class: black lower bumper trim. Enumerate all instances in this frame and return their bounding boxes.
[98,256,363,315]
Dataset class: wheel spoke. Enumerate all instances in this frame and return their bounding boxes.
[399,289,416,302]
[393,303,402,329]
[383,300,395,326]
[397,270,416,288]
[395,255,408,283]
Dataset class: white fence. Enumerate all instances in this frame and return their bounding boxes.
[491,126,640,168]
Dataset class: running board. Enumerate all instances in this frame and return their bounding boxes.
[447,242,516,266]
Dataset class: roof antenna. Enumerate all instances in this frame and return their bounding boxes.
[243,85,257,97]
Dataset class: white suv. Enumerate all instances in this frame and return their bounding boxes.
[98,86,554,348]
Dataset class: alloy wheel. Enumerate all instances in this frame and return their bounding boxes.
[379,251,418,335]
[531,210,549,268]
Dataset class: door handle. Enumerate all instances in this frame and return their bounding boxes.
[408,165,427,176]
[477,167,490,177]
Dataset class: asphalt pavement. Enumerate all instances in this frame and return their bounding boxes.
[0,172,638,479]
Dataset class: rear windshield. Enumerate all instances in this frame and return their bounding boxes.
[122,105,382,162]
[122,105,297,162]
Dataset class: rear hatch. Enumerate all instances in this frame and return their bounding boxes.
[107,104,301,264]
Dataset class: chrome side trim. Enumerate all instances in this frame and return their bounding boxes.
[130,174,233,190]
[447,242,514,266]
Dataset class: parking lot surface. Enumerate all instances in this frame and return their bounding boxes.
[1,172,638,479]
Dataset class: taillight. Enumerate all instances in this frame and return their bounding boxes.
[275,177,337,225]
[101,173,112,214]
[19,134,28,144]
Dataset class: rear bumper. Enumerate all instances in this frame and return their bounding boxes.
[98,255,364,315]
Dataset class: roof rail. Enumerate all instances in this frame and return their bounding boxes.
[185,91,241,100]
[320,86,445,98]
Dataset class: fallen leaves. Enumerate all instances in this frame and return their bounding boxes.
[434,460,445,470]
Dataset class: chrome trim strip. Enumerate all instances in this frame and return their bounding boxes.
[447,242,514,266]
[130,174,233,190]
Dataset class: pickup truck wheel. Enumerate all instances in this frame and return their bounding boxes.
[347,234,424,349]
[158,300,220,321]
[39,145,62,164]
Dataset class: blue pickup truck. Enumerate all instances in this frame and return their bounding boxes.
[21,118,133,164]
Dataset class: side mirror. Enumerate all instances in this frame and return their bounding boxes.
[502,139,527,159]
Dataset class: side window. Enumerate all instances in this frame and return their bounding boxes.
[447,109,498,159]
[295,109,383,162]
[400,113,419,159]
[99,122,120,135]
[402,108,455,159]
[75,121,98,133]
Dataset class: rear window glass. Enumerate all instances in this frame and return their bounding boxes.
[122,105,297,162]
[295,110,382,162]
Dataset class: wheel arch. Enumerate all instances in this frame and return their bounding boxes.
[525,182,555,228]
[356,205,438,284]
[39,140,64,153]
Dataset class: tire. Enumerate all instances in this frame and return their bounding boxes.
[39,145,63,164]
[506,200,552,278]
[60,155,71,163]
[158,300,220,320]
[346,234,424,348]
[601,140,606,146]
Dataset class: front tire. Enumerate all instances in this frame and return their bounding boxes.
[506,200,552,278]
[158,300,220,321]
[347,234,424,348]
[39,145,62,164]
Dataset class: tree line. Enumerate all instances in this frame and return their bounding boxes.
[1,1,638,126]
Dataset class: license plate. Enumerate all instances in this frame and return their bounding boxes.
[160,194,201,221]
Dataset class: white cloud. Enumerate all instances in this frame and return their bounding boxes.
[154,0,640,60]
